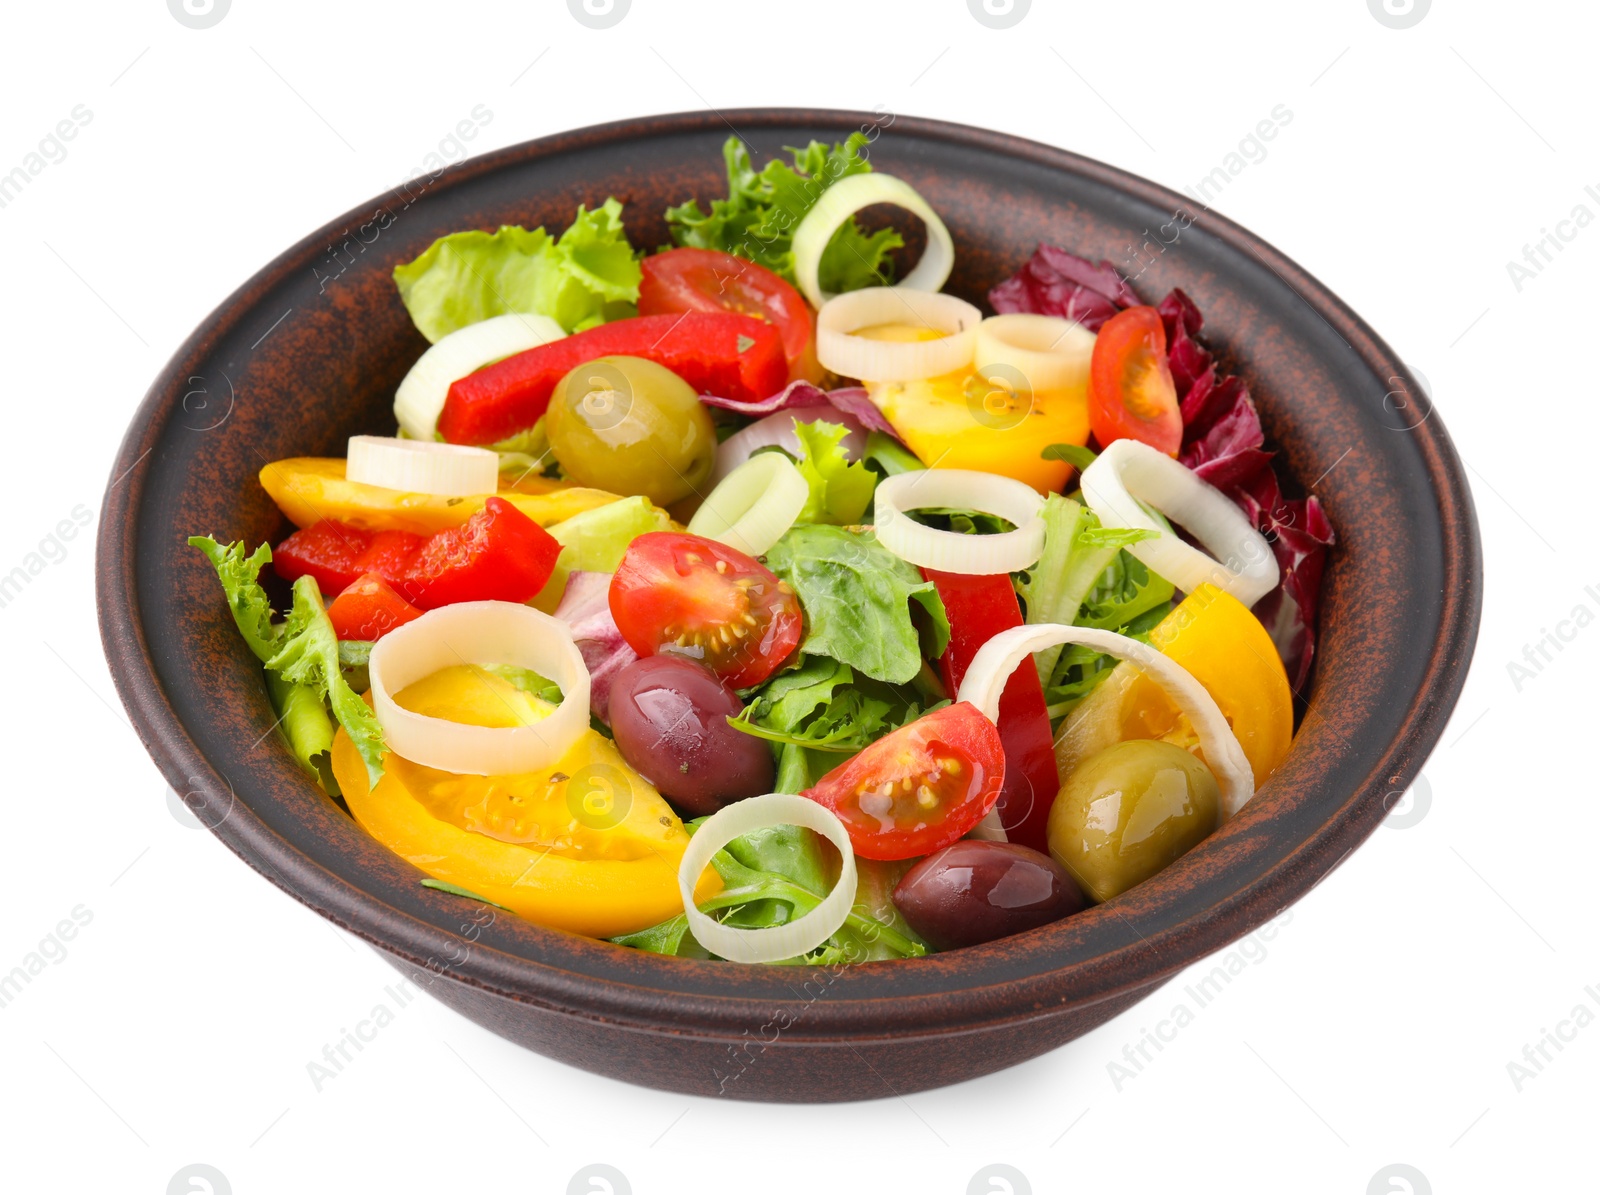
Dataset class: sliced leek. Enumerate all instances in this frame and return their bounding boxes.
[346,436,499,497]
[791,172,955,308]
[957,623,1256,819]
[688,453,809,557]
[1080,439,1279,606]
[369,602,590,776]
[974,313,1096,394]
[815,288,979,383]
[873,469,1046,574]
[678,794,858,964]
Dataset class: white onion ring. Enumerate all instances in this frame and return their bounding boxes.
[687,453,809,557]
[369,601,590,776]
[1080,439,1279,606]
[791,172,955,308]
[393,312,565,440]
[816,288,980,383]
[957,624,1256,818]
[713,409,866,484]
[678,794,858,964]
[873,469,1046,574]
[974,313,1096,393]
[346,435,499,497]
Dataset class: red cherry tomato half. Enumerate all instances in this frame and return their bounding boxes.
[802,702,1005,861]
[1088,305,1182,457]
[608,532,801,689]
[639,248,823,384]
[326,572,424,642]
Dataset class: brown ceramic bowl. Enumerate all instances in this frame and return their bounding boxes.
[97,110,1480,1101]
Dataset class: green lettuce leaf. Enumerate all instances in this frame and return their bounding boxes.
[762,525,949,685]
[664,134,903,295]
[393,198,641,341]
[792,420,875,525]
[190,536,387,789]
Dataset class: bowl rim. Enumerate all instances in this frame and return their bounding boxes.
[96,107,1481,1043]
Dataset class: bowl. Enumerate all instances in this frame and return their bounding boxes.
[96,109,1481,1101]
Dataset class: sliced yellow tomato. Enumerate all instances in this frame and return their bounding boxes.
[1054,584,1293,790]
[260,457,622,536]
[330,665,717,938]
[855,325,1090,494]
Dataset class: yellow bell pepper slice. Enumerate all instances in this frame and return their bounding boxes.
[854,324,1090,494]
[260,456,622,536]
[1054,584,1293,790]
[330,665,717,938]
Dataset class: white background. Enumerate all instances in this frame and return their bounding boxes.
[0,1,1588,1192]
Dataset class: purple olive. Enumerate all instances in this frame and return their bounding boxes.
[607,654,774,817]
[892,840,1083,951]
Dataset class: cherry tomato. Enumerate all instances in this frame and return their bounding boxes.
[326,572,424,642]
[608,532,801,689]
[802,702,1005,861]
[1088,305,1182,457]
[639,248,823,383]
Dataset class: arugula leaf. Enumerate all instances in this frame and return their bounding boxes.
[792,419,876,525]
[611,821,927,963]
[862,430,923,477]
[730,654,941,754]
[1044,599,1170,713]
[762,525,949,685]
[664,134,903,295]
[906,507,1017,537]
[393,198,641,341]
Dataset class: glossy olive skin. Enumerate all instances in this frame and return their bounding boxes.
[546,355,716,505]
[1048,739,1221,904]
[607,654,773,817]
[892,840,1083,951]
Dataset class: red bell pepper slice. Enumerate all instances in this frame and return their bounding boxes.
[922,568,1061,853]
[436,312,788,445]
[326,573,425,642]
[274,497,560,611]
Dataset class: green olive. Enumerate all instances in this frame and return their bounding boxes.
[1047,739,1221,904]
[545,355,715,506]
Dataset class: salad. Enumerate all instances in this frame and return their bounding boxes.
[192,133,1333,965]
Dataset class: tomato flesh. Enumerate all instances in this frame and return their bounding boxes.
[803,702,1005,861]
[1088,305,1182,456]
[326,573,424,642]
[639,248,822,383]
[608,532,801,689]
[275,496,559,609]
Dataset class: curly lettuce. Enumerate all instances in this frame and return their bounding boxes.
[665,134,902,295]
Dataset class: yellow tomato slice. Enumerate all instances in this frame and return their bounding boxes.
[260,456,621,535]
[855,324,1090,495]
[330,665,716,938]
[1053,584,1293,790]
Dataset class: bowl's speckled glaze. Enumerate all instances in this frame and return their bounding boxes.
[97,110,1480,1101]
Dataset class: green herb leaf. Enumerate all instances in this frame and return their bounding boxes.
[420,878,511,910]
[762,525,949,684]
[1076,525,1159,549]
[735,334,755,353]
[1042,442,1099,470]
[187,537,279,661]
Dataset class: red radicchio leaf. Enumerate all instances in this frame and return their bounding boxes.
[699,380,904,441]
[1159,285,1335,690]
[553,570,638,722]
[988,244,1138,332]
